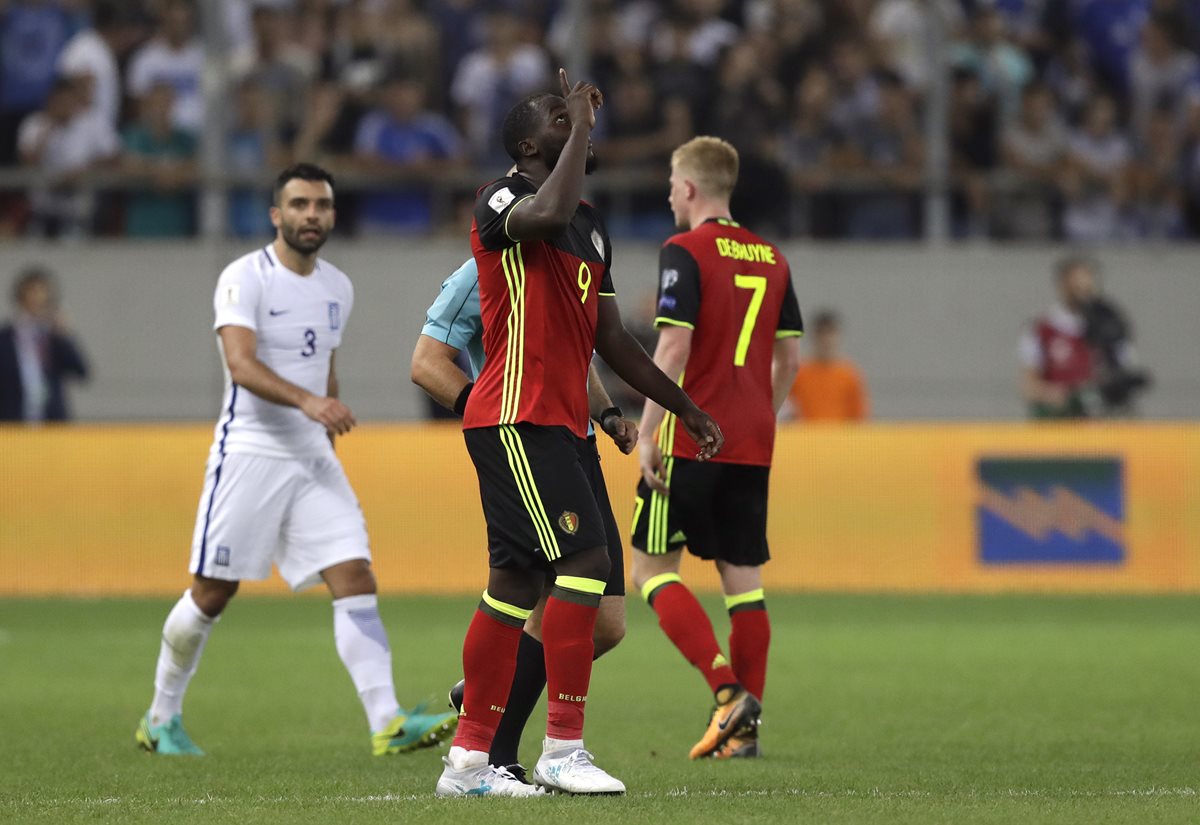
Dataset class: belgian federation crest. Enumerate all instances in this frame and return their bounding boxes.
[558,511,580,535]
[328,301,341,330]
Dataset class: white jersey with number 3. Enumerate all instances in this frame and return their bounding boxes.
[210,245,354,459]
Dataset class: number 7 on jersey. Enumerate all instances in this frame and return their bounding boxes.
[733,274,767,366]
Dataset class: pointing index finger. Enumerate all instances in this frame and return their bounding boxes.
[559,68,570,97]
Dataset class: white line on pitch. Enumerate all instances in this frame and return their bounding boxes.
[18,787,1200,807]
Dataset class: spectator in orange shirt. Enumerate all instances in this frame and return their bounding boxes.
[785,310,868,421]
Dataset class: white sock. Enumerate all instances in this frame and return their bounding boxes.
[333,594,401,732]
[447,745,488,770]
[149,589,216,725]
[544,736,585,754]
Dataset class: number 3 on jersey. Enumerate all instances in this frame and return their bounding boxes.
[301,328,317,357]
[733,274,766,366]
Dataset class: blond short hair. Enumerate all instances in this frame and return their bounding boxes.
[671,137,739,199]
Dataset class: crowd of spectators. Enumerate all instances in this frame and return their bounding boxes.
[3,0,1200,241]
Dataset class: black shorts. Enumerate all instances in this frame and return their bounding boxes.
[631,458,771,566]
[579,434,625,596]
[465,423,609,574]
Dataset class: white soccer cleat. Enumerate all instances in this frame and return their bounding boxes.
[532,743,626,795]
[435,747,547,798]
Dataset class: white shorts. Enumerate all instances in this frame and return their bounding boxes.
[189,451,370,591]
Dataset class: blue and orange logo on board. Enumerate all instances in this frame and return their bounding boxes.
[976,458,1125,564]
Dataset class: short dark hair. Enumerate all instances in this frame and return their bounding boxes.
[813,310,840,332]
[11,266,53,306]
[49,76,76,97]
[1055,255,1096,282]
[273,163,335,205]
[501,93,556,162]
[93,0,148,30]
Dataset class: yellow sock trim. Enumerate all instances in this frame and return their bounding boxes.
[555,575,606,596]
[481,590,533,621]
[724,589,765,610]
[641,572,683,603]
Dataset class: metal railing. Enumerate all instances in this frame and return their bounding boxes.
[0,165,1066,240]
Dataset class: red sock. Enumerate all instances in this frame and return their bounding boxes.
[453,606,523,753]
[729,607,770,700]
[542,583,601,741]
[649,580,737,694]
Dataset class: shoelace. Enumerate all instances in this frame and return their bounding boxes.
[559,749,607,776]
[489,765,545,794]
[489,765,530,784]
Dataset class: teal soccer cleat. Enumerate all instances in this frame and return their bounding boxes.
[372,708,459,756]
[136,713,205,755]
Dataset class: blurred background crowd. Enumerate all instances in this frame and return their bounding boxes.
[4,0,1200,242]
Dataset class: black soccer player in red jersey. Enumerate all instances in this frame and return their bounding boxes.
[435,72,724,798]
[630,137,804,761]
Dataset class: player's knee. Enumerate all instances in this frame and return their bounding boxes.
[523,610,544,641]
[191,576,238,617]
[323,559,377,599]
[487,568,543,610]
[717,560,761,595]
[629,563,652,592]
[347,564,377,596]
[554,545,610,583]
[593,615,625,657]
[629,551,671,591]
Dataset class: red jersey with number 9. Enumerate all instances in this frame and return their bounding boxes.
[463,174,616,438]
[653,218,803,466]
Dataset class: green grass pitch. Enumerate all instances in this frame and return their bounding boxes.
[1,593,1197,824]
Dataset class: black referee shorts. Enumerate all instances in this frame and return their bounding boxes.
[631,458,771,566]
[579,434,625,597]
[464,423,608,573]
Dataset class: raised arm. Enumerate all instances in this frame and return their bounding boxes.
[219,325,355,435]
[505,69,602,241]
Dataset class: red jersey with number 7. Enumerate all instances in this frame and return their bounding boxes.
[653,218,803,466]
[463,174,616,438]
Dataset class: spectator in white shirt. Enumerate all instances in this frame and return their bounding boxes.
[451,11,550,163]
[1000,82,1068,238]
[127,0,205,134]
[1129,14,1200,137]
[1061,95,1133,242]
[56,0,148,130]
[17,77,120,237]
[870,0,963,93]
[650,0,741,67]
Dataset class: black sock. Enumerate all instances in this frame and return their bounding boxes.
[489,631,546,766]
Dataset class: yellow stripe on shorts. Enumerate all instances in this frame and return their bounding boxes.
[498,425,560,561]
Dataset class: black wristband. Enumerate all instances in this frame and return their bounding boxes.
[453,382,474,416]
[596,405,622,430]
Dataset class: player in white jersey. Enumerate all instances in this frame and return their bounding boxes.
[135,164,456,757]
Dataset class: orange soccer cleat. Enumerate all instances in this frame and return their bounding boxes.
[688,688,761,759]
